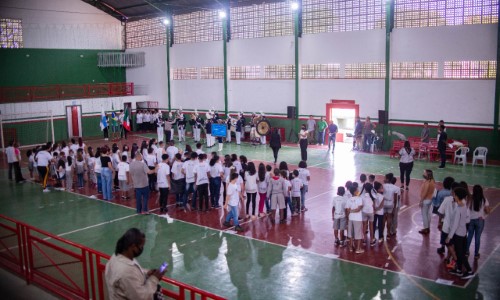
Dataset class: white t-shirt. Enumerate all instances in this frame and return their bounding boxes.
[171,160,185,180]
[166,146,179,164]
[136,113,143,123]
[257,173,269,194]
[227,182,240,206]
[94,157,102,173]
[60,146,69,157]
[374,194,384,216]
[194,162,210,185]
[70,144,79,154]
[36,150,52,167]
[195,149,204,155]
[290,178,303,197]
[157,162,170,188]
[155,148,164,164]
[117,162,129,181]
[232,161,242,174]
[298,168,310,186]
[347,196,363,221]
[244,172,258,193]
[209,162,223,178]
[182,160,196,183]
[362,193,374,214]
[332,195,347,219]
[5,146,17,163]
[438,196,457,233]
[144,154,156,167]
[469,198,490,220]
[383,183,400,209]
[223,166,232,183]
[283,179,291,197]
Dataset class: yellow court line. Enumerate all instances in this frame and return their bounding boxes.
[384,241,441,300]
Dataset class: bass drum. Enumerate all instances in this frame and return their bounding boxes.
[256,119,271,136]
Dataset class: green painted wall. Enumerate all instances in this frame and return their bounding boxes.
[0,49,125,87]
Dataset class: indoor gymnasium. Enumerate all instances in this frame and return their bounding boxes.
[0,0,499,299]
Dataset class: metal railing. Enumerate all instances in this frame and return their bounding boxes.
[0,214,225,300]
[0,82,134,104]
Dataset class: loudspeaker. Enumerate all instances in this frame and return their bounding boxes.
[378,110,388,125]
[287,106,296,119]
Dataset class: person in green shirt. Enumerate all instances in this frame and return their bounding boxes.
[316,116,328,146]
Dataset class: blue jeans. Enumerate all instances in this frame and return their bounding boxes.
[135,186,150,213]
[77,173,84,187]
[466,218,485,256]
[225,205,239,226]
[210,177,221,207]
[328,134,336,150]
[96,172,102,193]
[101,168,113,200]
[317,130,326,145]
[300,185,309,209]
[184,182,197,208]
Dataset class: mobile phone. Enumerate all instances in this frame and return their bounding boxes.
[159,262,168,273]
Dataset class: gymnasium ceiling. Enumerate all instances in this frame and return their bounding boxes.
[82,0,286,21]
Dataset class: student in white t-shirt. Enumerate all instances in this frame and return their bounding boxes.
[171,153,186,208]
[346,185,364,254]
[183,152,198,209]
[209,155,224,209]
[223,173,244,232]
[194,154,210,211]
[332,186,347,247]
[298,161,311,212]
[372,182,385,243]
[166,141,179,165]
[281,170,292,219]
[382,173,399,240]
[290,169,303,216]
[117,155,130,200]
[362,183,376,246]
[156,154,171,214]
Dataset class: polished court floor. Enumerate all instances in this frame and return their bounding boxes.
[1,134,499,299]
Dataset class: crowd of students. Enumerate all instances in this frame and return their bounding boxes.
[330,171,490,280]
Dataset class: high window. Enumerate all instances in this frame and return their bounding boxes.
[301,64,340,79]
[392,62,439,79]
[0,18,23,48]
[173,10,222,44]
[345,63,386,78]
[443,61,496,79]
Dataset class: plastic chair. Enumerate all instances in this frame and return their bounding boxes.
[472,147,488,167]
[453,147,469,166]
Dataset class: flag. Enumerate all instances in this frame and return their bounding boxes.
[100,107,107,131]
[123,107,131,131]
[111,104,118,127]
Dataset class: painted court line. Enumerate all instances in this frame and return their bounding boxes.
[57,214,139,237]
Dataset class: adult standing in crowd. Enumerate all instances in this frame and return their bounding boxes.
[316,116,328,146]
[105,228,166,300]
[327,120,338,153]
[419,169,435,234]
[306,115,316,145]
[100,146,115,201]
[299,124,309,162]
[437,125,448,169]
[269,128,281,164]
[421,122,430,143]
[362,116,376,152]
[129,153,156,214]
[398,141,415,191]
[6,140,25,183]
[35,145,53,192]
[354,117,363,150]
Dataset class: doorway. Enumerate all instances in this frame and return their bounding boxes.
[66,105,82,138]
[325,100,359,143]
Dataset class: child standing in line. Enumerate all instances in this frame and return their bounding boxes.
[75,152,86,189]
[157,154,171,214]
[373,181,385,243]
[362,183,377,246]
[194,154,210,212]
[368,174,375,185]
[346,185,364,254]
[65,156,74,191]
[282,170,292,219]
[332,186,347,247]
[267,168,287,224]
[257,163,269,217]
[438,182,460,269]
[223,172,244,232]
[297,161,311,212]
[359,174,367,194]
[56,158,66,190]
[290,170,303,216]
[117,155,130,200]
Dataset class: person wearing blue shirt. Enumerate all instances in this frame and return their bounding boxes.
[327,120,339,153]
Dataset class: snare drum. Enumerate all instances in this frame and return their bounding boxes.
[244,125,251,133]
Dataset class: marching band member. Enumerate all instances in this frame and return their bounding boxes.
[156,112,164,143]
[259,112,267,145]
[190,110,203,143]
[205,111,214,148]
[164,113,175,143]
[236,114,244,145]
[226,115,232,143]
[176,110,187,143]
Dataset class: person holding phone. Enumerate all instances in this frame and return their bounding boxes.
[105,228,167,300]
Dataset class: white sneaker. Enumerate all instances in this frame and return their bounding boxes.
[43,188,50,193]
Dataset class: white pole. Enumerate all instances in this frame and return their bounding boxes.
[50,110,55,143]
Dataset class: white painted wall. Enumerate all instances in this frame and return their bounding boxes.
[1,0,123,49]
[0,95,151,117]
[391,24,497,125]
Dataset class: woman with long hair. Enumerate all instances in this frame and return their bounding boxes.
[209,155,223,208]
[257,163,269,217]
[466,185,490,259]
[419,169,435,234]
[398,141,415,191]
[362,182,376,246]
